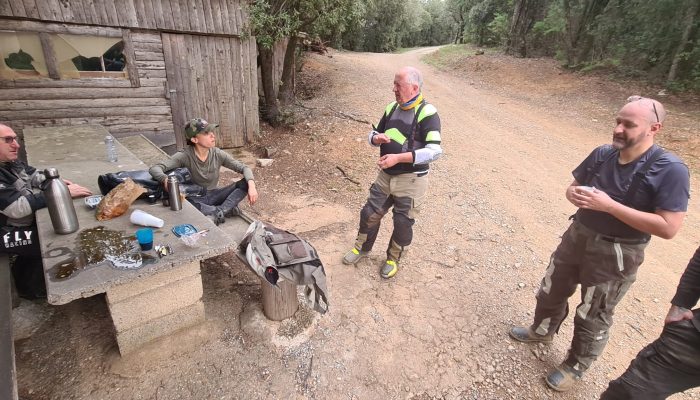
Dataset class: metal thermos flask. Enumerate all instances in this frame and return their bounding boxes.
[42,168,79,234]
[166,176,182,211]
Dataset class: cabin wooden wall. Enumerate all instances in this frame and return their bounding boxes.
[162,33,258,148]
[0,30,173,139]
[0,0,246,35]
[0,0,261,149]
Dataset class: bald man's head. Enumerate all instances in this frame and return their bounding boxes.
[394,66,423,104]
[623,97,666,124]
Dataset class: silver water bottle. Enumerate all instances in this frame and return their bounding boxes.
[42,168,79,234]
[166,175,182,211]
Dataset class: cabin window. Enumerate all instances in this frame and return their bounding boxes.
[0,29,134,86]
[51,34,128,79]
[0,31,49,79]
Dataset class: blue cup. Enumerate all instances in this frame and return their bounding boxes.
[135,228,153,251]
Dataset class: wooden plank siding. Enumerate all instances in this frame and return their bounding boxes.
[0,0,244,35]
[161,32,255,148]
[0,29,175,139]
[0,0,259,148]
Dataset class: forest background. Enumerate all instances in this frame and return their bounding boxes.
[250,0,700,124]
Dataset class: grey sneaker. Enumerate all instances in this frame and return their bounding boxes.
[380,260,398,279]
[342,248,368,265]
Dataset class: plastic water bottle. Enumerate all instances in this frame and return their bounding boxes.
[42,168,79,234]
[105,135,118,162]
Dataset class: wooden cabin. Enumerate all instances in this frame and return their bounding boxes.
[0,0,259,152]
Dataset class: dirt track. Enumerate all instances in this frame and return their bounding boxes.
[15,48,700,399]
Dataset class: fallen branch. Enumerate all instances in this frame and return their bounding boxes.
[627,322,646,338]
[335,110,371,125]
[336,166,360,185]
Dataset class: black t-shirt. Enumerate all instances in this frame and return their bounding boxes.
[572,144,690,238]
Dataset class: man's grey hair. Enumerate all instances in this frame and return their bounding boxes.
[403,67,423,89]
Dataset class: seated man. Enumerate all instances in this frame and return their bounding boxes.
[0,124,91,299]
[149,118,258,225]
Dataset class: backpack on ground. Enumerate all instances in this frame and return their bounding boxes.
[239,221,329,314]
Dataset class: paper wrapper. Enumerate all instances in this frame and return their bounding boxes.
[95,178,146,221]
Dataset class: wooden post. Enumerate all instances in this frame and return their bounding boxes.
[260,278,298,321]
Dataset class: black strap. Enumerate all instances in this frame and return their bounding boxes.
[385,102,399,120]
[585,147,618,186]
[407,101,426,152]
[622,146,665,205]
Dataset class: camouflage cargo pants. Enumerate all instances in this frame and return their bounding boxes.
[354,170,428,261]
[531,220,649,373]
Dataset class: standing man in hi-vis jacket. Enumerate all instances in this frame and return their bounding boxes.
[342,66,443,279]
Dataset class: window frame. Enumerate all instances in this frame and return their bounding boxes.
[0,20,139,89]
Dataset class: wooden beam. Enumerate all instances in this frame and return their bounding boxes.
[0,79,133,89]
[0,97,169,110]
[134,51,165,61]
[0,86,164,100]
[0,105,172,120]
[132,41,163,53]
[38,32,60,80]
[131,32,162,43]
[0,19,123,36]
[122,29,141,88]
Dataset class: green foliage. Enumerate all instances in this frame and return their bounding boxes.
[487,12,510,46]
[514,0,700,90]
[459,0,513,47]
[315,0,455,52]
[248,1,298,49]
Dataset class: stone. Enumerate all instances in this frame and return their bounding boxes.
[264,147,278,158]
[257,158,274,167]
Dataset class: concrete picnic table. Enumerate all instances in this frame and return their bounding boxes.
[23,125,236,355]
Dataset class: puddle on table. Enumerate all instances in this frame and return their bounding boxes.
[50,226,145,280]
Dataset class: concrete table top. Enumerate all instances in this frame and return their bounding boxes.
[23,125,236,305]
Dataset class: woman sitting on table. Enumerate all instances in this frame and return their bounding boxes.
[0,124,91,299]
[148,118,258,226]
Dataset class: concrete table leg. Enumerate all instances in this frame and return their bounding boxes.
[105,261,205,355]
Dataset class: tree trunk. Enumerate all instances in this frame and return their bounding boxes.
[562,0,574,66]
[570,0,611,66]
[454,20,465,44]
[278,35,298,107]
[258,45,281,127]
[667,0,699,84]
[506,0,547,57]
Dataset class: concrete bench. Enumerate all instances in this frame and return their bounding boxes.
[24,125,235,355]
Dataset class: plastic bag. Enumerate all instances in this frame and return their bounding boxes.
[95,178,146,221]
